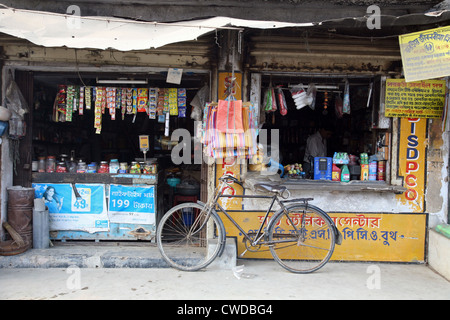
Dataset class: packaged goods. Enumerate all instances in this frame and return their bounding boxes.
[332,164,341,181]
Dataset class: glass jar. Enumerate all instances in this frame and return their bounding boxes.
[129,161,141,174]
[38,157,46,173]
[98,161,109,174]
[119,162,128,173]
[109,159,119,174]
[77,160,86,173]
[46,156,56,173]
[87,163,97,173]
[56,161,67,173]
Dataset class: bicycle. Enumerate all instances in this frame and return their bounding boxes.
[156,175,342,273]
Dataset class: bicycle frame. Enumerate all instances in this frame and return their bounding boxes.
[210,180,311,248]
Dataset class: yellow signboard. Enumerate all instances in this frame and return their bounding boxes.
[218,72,242,100]
[222,211,426,263]
[385,79,446,119]
[399,25,450,82]
[216,159,243,211]
[396,118,427,213]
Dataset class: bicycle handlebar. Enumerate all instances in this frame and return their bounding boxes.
[218,175,243,187]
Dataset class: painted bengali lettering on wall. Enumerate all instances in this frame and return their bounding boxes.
[224,211,426,263]
[396,118,427,213]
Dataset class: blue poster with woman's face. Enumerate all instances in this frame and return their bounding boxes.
[32,183,109,233]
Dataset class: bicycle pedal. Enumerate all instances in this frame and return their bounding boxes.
[239,249,248,258]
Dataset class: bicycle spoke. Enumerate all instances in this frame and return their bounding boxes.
[268,204,336,273]
[157,203,224,271]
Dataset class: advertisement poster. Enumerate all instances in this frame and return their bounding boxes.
[33,183,109,233]
[108,184,155,224]
[385,79,446,119]
[399,25,450,82]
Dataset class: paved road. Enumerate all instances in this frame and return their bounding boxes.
[0,260,448,300]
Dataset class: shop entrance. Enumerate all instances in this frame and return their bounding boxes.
[257,73,387,182]
[18,69,210,241]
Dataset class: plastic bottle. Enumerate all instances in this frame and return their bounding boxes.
[341,165,350,182]
[332,164,341,181]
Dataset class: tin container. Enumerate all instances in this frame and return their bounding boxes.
[377,160,386,181]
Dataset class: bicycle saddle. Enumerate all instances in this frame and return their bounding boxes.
[254,183,286,194]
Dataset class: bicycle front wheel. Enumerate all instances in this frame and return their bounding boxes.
[156,202,225,271]
[268,204,336,273]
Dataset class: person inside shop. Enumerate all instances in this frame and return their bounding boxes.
[303,121,334,178]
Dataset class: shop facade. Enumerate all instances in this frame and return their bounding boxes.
[0,2,448,268]
[210,28,449,264]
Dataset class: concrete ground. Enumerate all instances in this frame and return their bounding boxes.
[0,243,448,300]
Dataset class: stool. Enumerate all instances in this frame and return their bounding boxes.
[173,194,198,206]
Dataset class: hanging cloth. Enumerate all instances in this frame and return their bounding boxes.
[217,99,244,134]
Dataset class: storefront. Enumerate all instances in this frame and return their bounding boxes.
[0,4,448,267]
[0,34,214,241]
[208,29,449,263]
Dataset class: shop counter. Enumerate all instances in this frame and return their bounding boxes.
[281,178,406,194]
[241,173,409,214]
[31,172,164,241]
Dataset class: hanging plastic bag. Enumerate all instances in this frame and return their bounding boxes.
[277,86,288,116]
[335,94,343,119]
[291,84,311,110]
[264,87,277,112]
[343,80,350,114]
[190,84,209,121]
[5,79,28,120]
[306,83,317,110]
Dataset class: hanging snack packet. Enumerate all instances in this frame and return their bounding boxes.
[66,85,75,122]
[343,80,350,114]
[178,88,187,118]
[277,86,287,116]
[79,87,84,115]
[137,88,148,113]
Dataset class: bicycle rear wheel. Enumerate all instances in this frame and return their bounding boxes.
[268,204,336,273]
[156,202,225,271]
